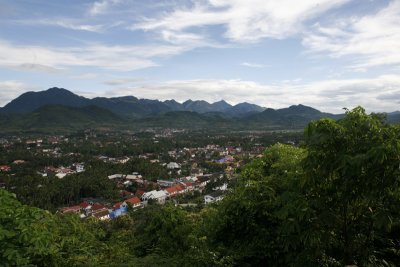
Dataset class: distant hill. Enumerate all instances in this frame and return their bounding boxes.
[1,87,374,132]
[164,99,185,111]
[135,111,231,129]
[224,102,265,117]
[182,100,218,113]
[0,105,124,133]
[1,87,89,113]
[0,87,266,118]
[241,104,341,128]
[387,111,400,123]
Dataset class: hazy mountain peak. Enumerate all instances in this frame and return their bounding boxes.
[1,88,88,113]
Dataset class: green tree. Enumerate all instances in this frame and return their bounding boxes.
[204,143,308,266]
[0,189,59,266]
[303,107,400,265]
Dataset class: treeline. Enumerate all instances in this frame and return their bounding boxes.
[1,107,400,266]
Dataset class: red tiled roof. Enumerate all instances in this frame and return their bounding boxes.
[183,182,193,187]
[113,202,123,209]
[175,184,185,192]
[59,205,81,213]
[166,186,178,194]
[0,165,11,171]
[125,196,141,205]
[92,209,109,218]
[91,203,106,211]
[135,189,145,197]
[78,202,90,209]
[120,190,134,197]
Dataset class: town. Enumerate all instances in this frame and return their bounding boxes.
[0,128,302,220]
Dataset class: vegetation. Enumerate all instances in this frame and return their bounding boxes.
[0,88,347,133]
[1,107,400,266]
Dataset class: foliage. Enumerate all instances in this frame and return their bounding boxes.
[0,189,59,266]
[1,106,400,266]
[303,107,400,265]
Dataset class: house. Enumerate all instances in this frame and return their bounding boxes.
[165,186,179,197]
[109,206,128,219]
[196,175,211,188]
[59,205,81,214]
[125,196,142,209]
[117,156,130,164]
[216,155,234,163]
[175,184,187,194]
[204,190,224,204]
[91,203,107,212]
[56,173,67,179]
[167,162,181,170]
[141,190,167,204]
[135,189,145,198]
[13,160,26,164]
[123,180,133,186]
[119,190,135,198]
[92,209,110,221]
[0,165,11,172]
[89,203,110,220]
[164,183,188,197]
[181,182,194,192]
[55,167,74,179]
[74,163,85,173]
[78,201,90,209]
[113,202,124,210]
[157,179,175,187]
[214,183,228,191]
[126,174,142,180]
[108,174,125,180]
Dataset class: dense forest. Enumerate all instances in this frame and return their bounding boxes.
[1,107,400,266]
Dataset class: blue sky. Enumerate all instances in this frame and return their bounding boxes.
[0,0,399,112]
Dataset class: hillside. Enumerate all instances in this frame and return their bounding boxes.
[0,105,124,133]
[1,87,89,113]
[0,87,265,118]
[135,111,232,129]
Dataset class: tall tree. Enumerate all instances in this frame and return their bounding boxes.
[303,107,400,265]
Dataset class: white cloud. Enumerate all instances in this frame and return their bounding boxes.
[241,62,265,68]
[13,64,65,74]
[52,21,104,32]
[133,0,351,43]
[89,0,123,16]
[104,75,400,113]
[103,77,146,85]
[0,81,36,107]
[71,73,99,79]
[0,40,193,72]
[303,0,400,69]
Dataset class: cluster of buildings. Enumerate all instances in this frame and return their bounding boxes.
[59,170,228,220]
[41,163,85,178]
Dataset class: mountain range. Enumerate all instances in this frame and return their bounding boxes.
[0,87,398,133]
[1,87,265,118]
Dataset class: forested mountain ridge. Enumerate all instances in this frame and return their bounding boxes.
[2,87,399,132]
[0,103,339,132]
[1,107,400,266]
[0,105,124,133]
[0,87,265,118]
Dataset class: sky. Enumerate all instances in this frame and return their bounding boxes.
[0,0,399,113]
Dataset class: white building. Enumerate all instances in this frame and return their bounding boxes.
[141,190,168,204]
[167,162,181,170]
[204,190,224,204]
[75,163,85,173]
